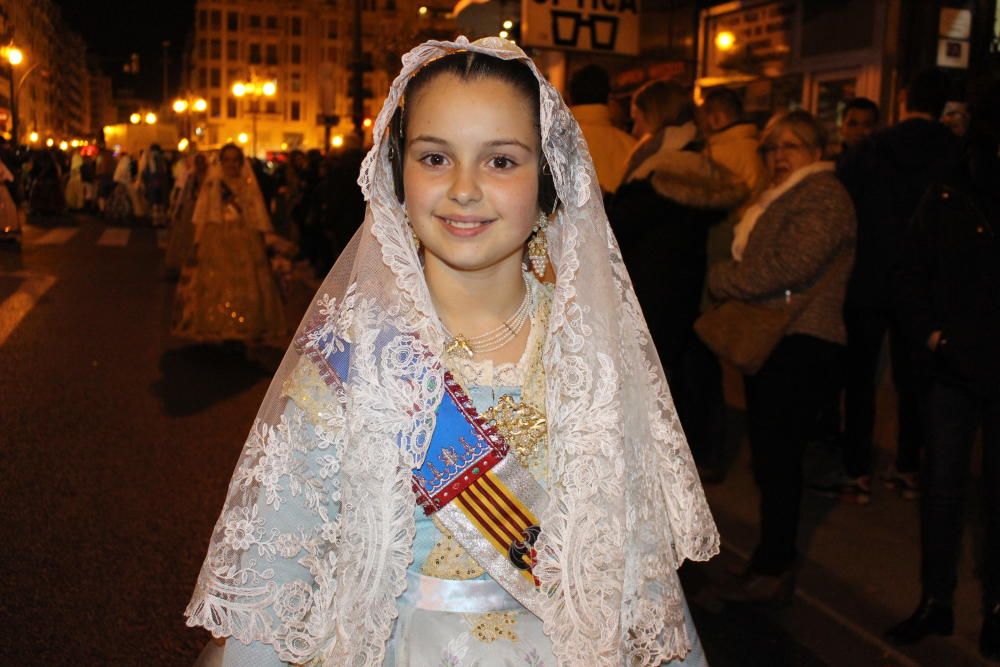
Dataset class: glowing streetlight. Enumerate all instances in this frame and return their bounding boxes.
[59,140,69,151]
[28,131,39,143]
[715,30,736,51]
[172,99,188,113]
[70,139,80,148]
[418,5,428,15]
[362,118,373,129]
[237,132,249,144]
[503,20,513,29]
[130,113,141,124]
[331,134,344,148]
[232,82,247,97]
[499,30,509,39]
[261,81,277,97]
[4,46,23,66]
[192,98,207,112]
[231,77,278,156]
[46,138,54,147]
[144,112,157,125]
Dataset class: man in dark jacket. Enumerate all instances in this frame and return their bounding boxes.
[885,81,1000,660]
[833,69,961,504]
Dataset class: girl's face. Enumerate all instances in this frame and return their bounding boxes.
[220,148,242,179]
[403,74,540,276]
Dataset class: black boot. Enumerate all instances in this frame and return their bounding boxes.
[885,598,954,645]
[982,603,1000,661]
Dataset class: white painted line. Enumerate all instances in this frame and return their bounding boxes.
[0,272,57,346]
[720,539,923,667]
[97,228,131,247]
[33,228,78,245]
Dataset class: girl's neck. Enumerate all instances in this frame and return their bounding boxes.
[425,255,530,364]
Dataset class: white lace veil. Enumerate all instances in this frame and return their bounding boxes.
[185,36,718,666]
[191,152,273,233]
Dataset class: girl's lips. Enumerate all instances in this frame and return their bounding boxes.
[435,215,496,237]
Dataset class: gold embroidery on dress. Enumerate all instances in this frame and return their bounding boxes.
[421,517,485,580]
[482,395,547,467]
[465,611,520,643]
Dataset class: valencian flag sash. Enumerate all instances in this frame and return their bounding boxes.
[297,327,548,616]
[411,372,548,615]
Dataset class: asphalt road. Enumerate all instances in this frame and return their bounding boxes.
[1,213,909,666]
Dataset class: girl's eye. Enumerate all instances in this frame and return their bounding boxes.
[419,153,447,167]
[489,156,516,169]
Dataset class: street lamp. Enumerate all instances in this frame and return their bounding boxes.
[231,75,277,158]
[130,113,141,125]
[144,112,157,125]
[3,43,23,143]
[171,94,207,139]
[715,30,736,52]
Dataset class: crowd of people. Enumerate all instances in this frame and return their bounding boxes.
[571,63,998,660]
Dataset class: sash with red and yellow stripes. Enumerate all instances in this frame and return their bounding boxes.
[411,372,548,615]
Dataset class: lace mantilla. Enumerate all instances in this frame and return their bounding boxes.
[185,36,718,667]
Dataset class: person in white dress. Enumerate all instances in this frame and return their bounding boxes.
[186,37,717,666]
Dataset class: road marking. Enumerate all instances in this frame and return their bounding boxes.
[0,271,57,347]
[97,228,131,247]
[33,228,78,245]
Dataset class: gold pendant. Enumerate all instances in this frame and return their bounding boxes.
[445,334,473,358]
[482,395,547,466]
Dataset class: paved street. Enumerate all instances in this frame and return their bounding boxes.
[0,213,992,666]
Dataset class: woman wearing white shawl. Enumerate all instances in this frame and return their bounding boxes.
[64,152,86,210]
[186,38,717,666]
[171,143,286,346]
[108,153,145,222]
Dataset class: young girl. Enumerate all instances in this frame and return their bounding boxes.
[186,37,717,666]
[171,144,286,347]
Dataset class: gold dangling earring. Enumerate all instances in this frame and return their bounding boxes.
[528,211,548,280]
[405,212,420,251]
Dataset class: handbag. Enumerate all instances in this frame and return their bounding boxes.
[695,252,849,375]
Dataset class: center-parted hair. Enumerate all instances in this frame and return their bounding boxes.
[387,51,557,213]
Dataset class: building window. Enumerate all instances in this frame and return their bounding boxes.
[266,100,278,114]
[327,20,338,39]
[197,39,206,59]
[290,72,303,92]
[291,44,302,65]
[249,43,262,64]
[198,10,207,29]
[266,44,278,65]
[227,68,239,86]
[227,40,238,60]
[210,68,221,88]
[249,14,261,29]
[227,98,237,118]
[210,39,221,60]
[210,96,221,118]
[266,15,279,30]
[227,12,239,31]
[291,17,303,36]
[290,100,301,121]
[198,67,207,88]
[210,10,221,30]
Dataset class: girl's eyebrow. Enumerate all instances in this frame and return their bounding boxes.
[409,135,533,152]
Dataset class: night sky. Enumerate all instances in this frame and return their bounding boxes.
[53,0,197,102]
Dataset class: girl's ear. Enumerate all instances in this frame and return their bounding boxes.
[388,107,406,204]
[538,157,558,215]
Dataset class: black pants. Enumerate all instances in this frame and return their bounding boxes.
[745,335,842,575]
[843,305,924,477]
[921,380,1000,609]
[677,335,726,470]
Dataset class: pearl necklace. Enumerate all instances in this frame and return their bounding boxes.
[443,274,532,357]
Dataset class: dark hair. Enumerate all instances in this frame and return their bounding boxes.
[842,97,880,122]
[387,51,557,213]
[568,64,610,106]
[905,68,950,118]
[702,87,743,121]
[220,143,244,161]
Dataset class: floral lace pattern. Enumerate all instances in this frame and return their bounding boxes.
[186,36,718,666]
